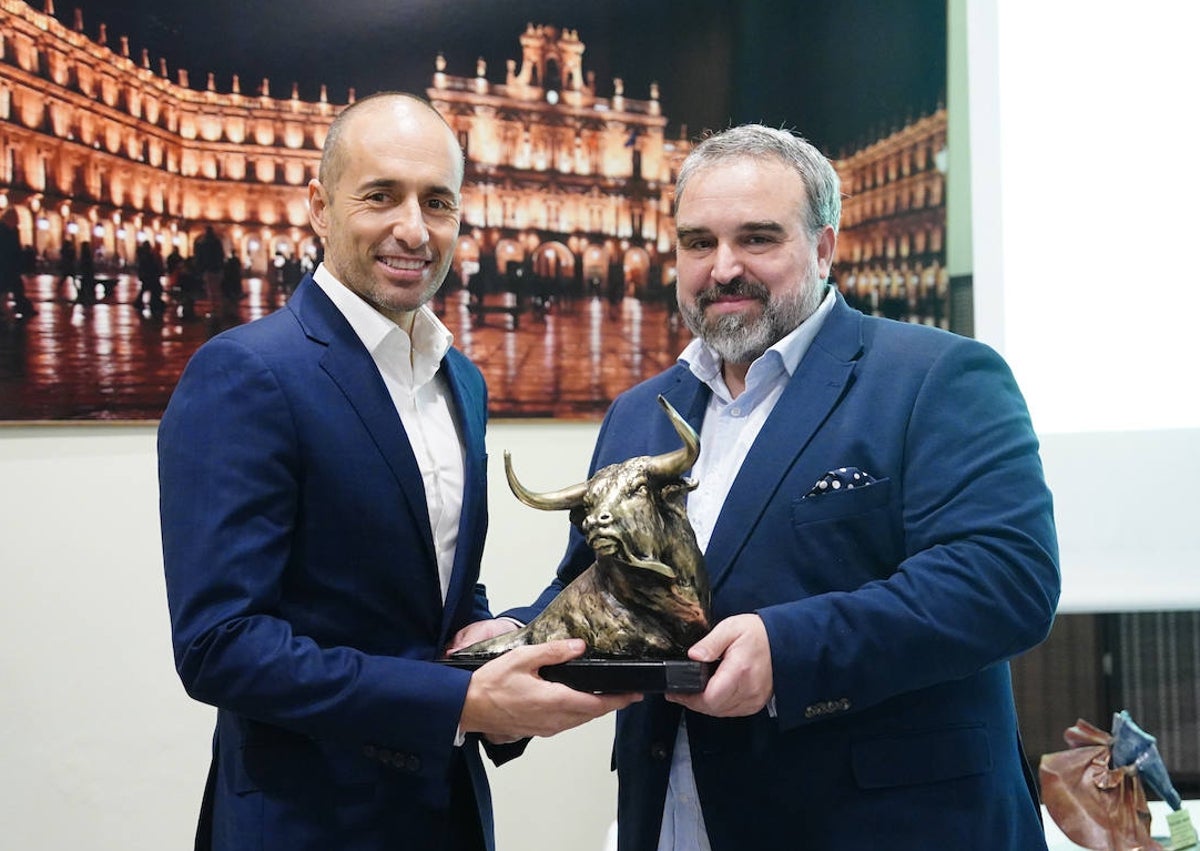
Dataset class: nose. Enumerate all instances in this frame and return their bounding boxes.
[582,510,613,534]
[391,197,429,249]
[710,242,744,284]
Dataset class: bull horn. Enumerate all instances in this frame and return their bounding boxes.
[504,450,589,512]
[645,394,699,480]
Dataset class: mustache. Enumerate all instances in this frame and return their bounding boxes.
[694,278,770,308]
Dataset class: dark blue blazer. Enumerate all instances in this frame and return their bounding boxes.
[160,275,503,850]
[513,294,1060,850]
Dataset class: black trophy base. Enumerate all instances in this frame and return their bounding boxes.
[441,657,714,694]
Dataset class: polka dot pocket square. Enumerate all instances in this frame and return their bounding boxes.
[804,467,877,498]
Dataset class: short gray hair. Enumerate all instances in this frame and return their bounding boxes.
[674,124,842,234]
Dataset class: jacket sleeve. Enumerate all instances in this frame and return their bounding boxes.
[159,335,473,782]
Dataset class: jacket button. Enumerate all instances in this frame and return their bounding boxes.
[650,743,668,760]
[406,755,421,772]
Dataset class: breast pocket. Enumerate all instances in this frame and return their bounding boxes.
[790,477,898,585]
[793,476,892,524]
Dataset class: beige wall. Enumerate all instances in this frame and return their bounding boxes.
[0,421,616,850]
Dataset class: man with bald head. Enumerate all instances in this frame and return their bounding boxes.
[159,92,636,851]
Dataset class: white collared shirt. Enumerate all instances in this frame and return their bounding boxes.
[313,263,464,601]
[656,286,836,851]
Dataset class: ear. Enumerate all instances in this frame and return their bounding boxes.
[307,179,330,237]
[815,224,837,280]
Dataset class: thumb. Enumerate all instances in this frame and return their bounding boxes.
[514,638,588,669]
[688,622,734,663]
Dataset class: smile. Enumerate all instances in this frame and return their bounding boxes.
[377,256,428,271]
[703,294,763,313]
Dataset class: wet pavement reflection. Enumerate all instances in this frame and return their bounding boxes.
[0,274,692,421]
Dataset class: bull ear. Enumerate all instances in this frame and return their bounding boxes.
[504,450,589,512]
[644,395,700,480]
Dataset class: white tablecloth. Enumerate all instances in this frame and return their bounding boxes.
[603,802,1199,850]
[1044,799,1199,850]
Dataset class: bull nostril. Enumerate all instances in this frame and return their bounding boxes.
[582,512,612,533]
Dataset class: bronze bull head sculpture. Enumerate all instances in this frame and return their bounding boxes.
[454,395,711,659]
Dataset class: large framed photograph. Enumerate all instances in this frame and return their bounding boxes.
[0,0,947,421]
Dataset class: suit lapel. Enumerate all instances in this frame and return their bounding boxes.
[289,277,438,568]
[703,297,865,591]
[439,351,486,636]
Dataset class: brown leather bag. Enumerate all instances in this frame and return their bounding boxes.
[1039,719,1163,851]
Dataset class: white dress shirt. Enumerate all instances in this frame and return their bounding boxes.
[656,286,836,851]
[313,263,464,601]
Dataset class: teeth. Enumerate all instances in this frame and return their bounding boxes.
[378,257,426,270]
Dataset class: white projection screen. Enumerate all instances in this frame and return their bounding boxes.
[965,1,1200,611]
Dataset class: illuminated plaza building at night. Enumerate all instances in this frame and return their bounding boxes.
[0,2,690,296]
[428,22,689,301]
[835,108,950,328]
[0,0,948,420]
[1,0,333,271]
[2,1,942,309]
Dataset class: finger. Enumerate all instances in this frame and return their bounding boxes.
[491,689,635,740]
[512,638,588,668]
[544,691,643,734]
[696,667,737,714]
[664,691,704,711]
[688,620,737,663]
[666,655,750,716]
[582,692,644,715]
[447,619,516,653]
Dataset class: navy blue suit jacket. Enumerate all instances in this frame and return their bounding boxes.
[160,275,504,850]
[513,294,1060,850]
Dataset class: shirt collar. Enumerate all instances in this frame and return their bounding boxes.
[679,284,837,388]
[313,262,453,369]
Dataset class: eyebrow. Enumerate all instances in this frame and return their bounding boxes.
[738,220,787,235]
[676,220,786,239]
[355,177,460,197]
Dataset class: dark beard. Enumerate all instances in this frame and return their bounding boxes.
[681,275,824,365]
